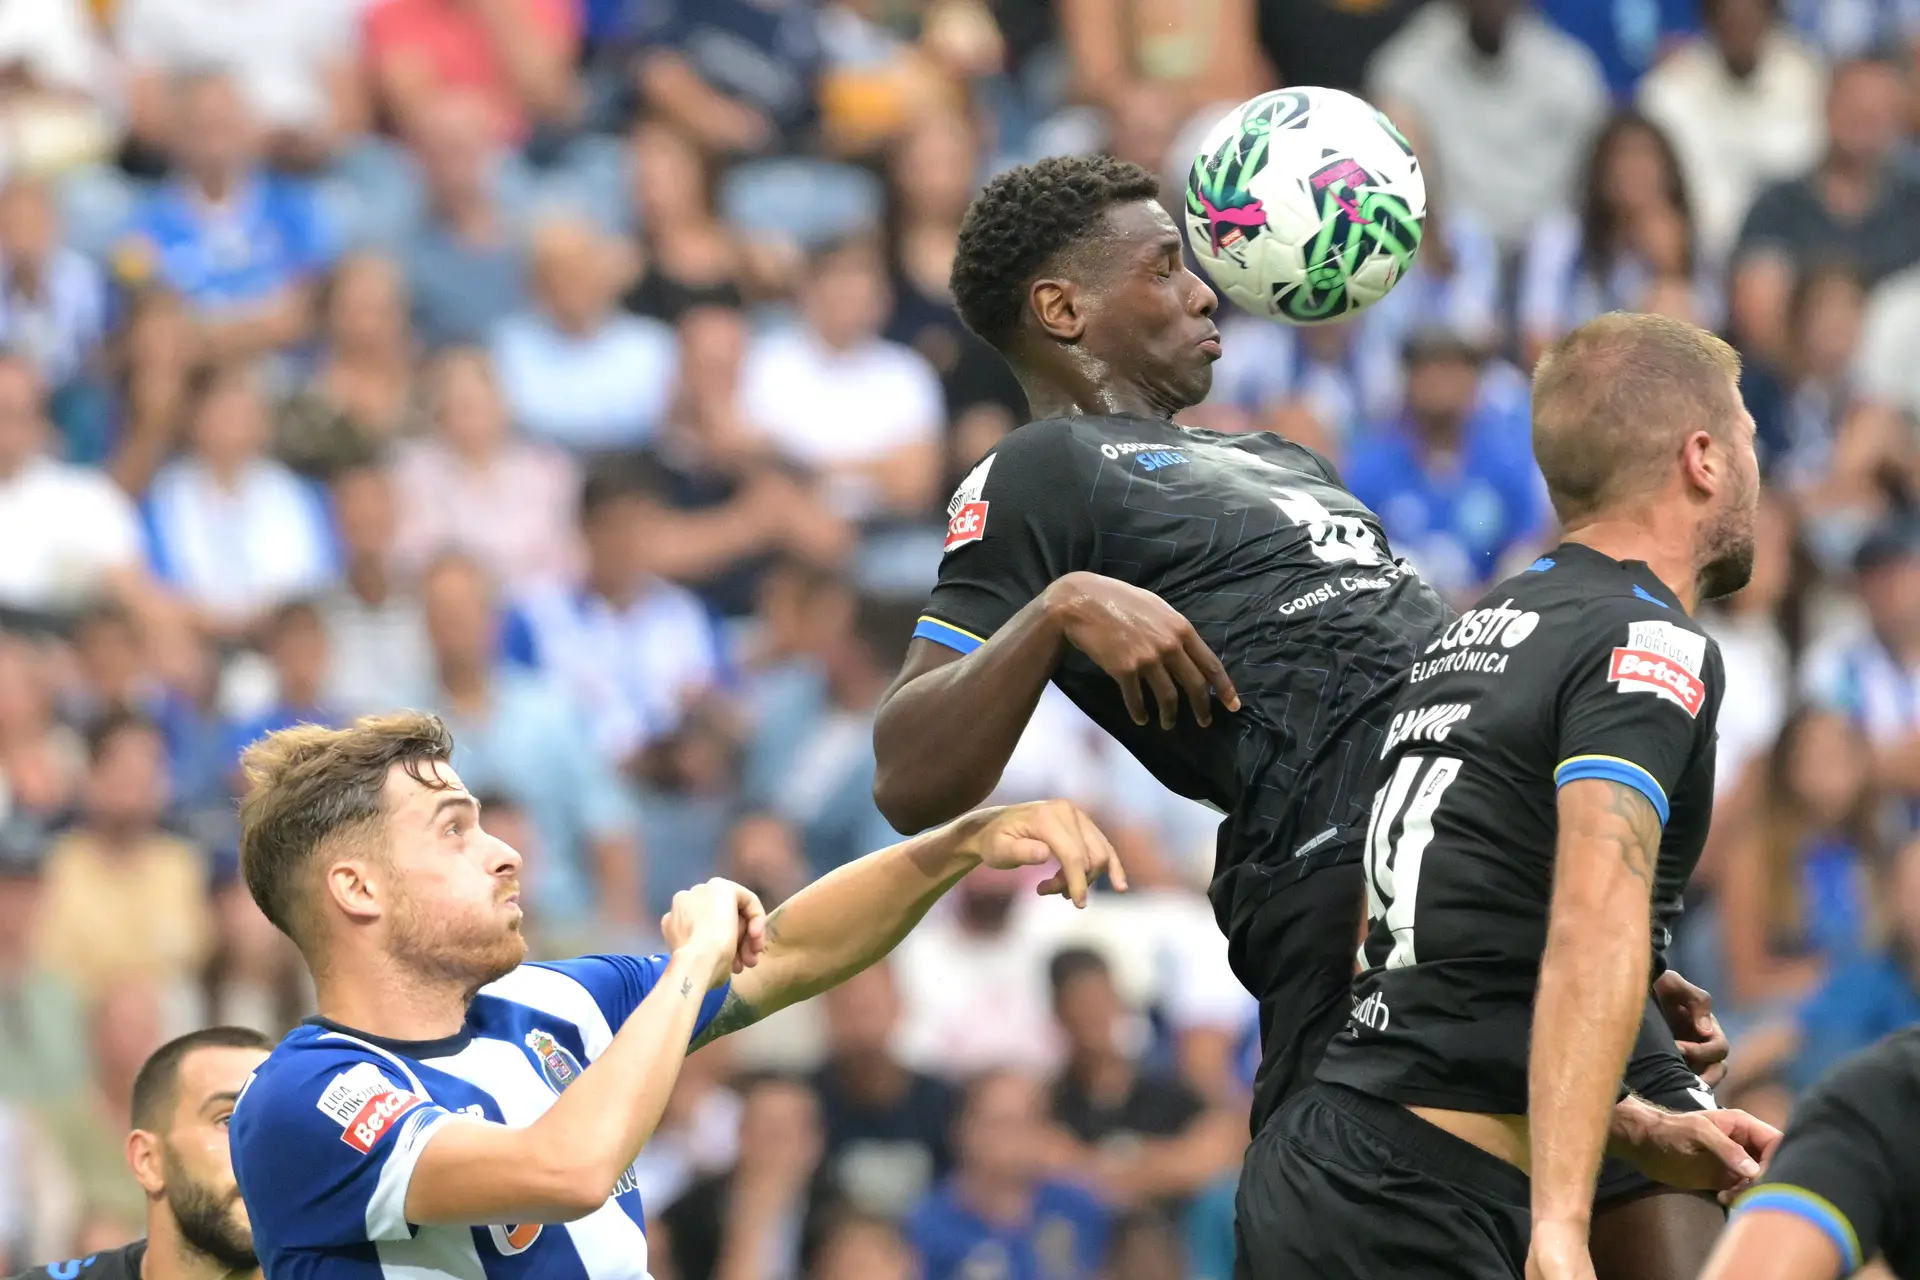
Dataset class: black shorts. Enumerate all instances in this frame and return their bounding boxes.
[1235,1081,1532,1280]
[1597,998,1718,1208]
[1238,858,1366,1135]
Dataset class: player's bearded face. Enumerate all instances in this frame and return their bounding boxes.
[162,1141,257,1272]
[1697,413,1761,600]
[387,845,527,988]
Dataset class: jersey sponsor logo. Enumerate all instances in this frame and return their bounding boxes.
[1625,619,1706,675]
[1276,571,1400,616]
[525,1029,584,1094]
[490,1223,544,1255]
[1349,990,1391,1032]
[1381,703,1471,756]
[1423,599,1540,654]
[1609,648,1707,717]
[315,1062,427,1154]
[1410,648,1510,682]
[943,455,994,554]
[1098,440,1175,459]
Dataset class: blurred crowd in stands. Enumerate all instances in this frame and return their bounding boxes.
[6,0,1920,1275]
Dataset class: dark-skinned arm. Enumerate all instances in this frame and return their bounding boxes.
[873,572,1238,833]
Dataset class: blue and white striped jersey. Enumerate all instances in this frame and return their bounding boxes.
[231,955,729,1279]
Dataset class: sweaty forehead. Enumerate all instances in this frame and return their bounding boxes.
[1098,199,1181,256]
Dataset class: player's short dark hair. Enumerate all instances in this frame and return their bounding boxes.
[1047,945,1112,997]
[130,1025,273,1132]
[238,711,457,955]
[1530,312,1741,525]
[949,155,1162,350]
[85,706,160,766]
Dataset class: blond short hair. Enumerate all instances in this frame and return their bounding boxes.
[237,712,455,951]
[1531,312,1742,526]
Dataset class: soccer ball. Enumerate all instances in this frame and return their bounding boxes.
[1184,88,1426,326]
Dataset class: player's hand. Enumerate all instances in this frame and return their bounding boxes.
[1654,969,1730,1087]
[1043,571,1241,730]
[963,799,1128,908]
[1525,1219,1597,1280]
[1620,1104,1773,1196]
[662,878,768,988]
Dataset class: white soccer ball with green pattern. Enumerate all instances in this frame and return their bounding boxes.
[1184,88,1426,326]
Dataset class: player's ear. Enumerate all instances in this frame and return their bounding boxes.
[126,1128,166,1196]
[326,857,383,923]
[1679,428,1718,499]
[1029,276,1086,342]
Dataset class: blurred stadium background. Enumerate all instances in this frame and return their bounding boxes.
[0,0,1916,1275]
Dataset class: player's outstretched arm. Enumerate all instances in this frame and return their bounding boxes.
[1527,777,1665,1279]
[691,800,1125,1048]
[874,573,1237,833]
[402,880,756,1225]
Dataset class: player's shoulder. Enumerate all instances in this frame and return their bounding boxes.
[6,1242,145,1280]
[232,1021,424,1144]
[1495,547,1712,639]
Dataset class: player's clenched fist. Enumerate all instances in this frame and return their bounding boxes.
[663,878,768,988]
[1614,1098,1779,1197]
[962,799,1129,909]
[1041,571,1241,731]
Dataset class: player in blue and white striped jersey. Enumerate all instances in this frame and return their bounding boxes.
[226,711,1122,1280]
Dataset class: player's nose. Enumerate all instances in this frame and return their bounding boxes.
[1187,267,1218,316]
[486,830,523,875]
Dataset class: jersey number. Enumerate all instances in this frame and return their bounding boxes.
[1272,487,1385,567]
[1361,755,1461,970]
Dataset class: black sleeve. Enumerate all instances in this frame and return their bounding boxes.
[4,1244,144,1280]
[915,423,1098,654]
[1552,605,1717,829]
[1731,1034,1920,1273]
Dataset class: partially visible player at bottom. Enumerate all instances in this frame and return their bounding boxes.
[226,712,1122,1278]
[6,1027,272,1280]
[1700,1027,1920,1280]
[1245,314,1782,1280]
[872,155,1736,1280]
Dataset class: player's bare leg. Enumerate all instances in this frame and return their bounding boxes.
[1592,1189,1725,1280]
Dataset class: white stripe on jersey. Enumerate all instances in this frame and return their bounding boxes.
[482,965,616,1057]
[318,1031,455,1242]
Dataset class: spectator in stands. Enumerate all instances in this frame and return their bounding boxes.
[633,0,824,157]
[316,463,433,717]
[1342,327,1548,603]
[0,353,145,619]
[906,1069,1110,1280]
[1534,0,1697,98]
[424,551,645,945]
[32,712,213,1006]
[0,0,112,178]
[501,459,723,770]
[744,592,912,871]
[1252,0,1423,96]
[1045,948,1241,1218]
[741,236,944,524]
[1701,494,1806,796]
[1853,253,1920,428]
[104,287,196,498]
[0,639,83,844]
[276,253,422,480]
[142,364,337,641]
[36,983,164,1243]
[1716,708,1881,1012]
[622,123,742,325]
[1367,0,1608,254]
[491,217,677,453]
[657,1075,825,1280]
[122,71,330,360]
[0,840,88,1105]
[812,963,957,1220]
[1803,514,1920,831]
[894,865,1065,1076]
[116,0,365,172]
[1788,833,1920,1089]
[401,93,530,349]
[1519,112,1712,366]
[1637,0,1826,267]
[632,306,852,620]
[1730,55,1920,365]
[810,1210,916,1280]
[0,178,109,457]
[392,347,579,594]
[1746,262,1913,554]
[364,0,581,146]
[220,601,335,778]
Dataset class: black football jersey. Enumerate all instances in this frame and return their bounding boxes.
[1734,1028,1920,1278]
[5,1243,145,1280]
[915,413,1449,958]
[1316,543,1724,1114]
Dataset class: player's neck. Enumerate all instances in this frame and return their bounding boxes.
[1559,521,1700,613]
[314,951,473,1042]
[1018,370,1179,423]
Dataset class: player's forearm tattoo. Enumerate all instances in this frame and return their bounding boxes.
[1595,780,1660,888]
[689,989,763,1050]
[680,976,695,997]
